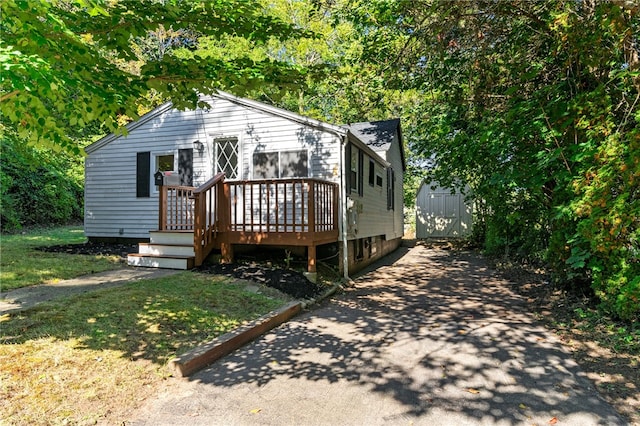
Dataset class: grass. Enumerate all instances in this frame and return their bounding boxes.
[0,226,122,291]
[0,272,287,425]
[0,226,290,425]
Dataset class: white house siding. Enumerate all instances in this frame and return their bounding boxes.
[347,135,404,242]
[196,98,342,183]
[84,96,343,240]
[85,106,205,240]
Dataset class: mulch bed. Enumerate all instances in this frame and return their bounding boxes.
[37,241,138,260]
[37,242,324,300]
[194,263,324,300]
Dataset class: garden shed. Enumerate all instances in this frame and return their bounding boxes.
[415,181,473,238]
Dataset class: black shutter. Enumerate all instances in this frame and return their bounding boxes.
[358,150,364,196]
[178,148,193,186]
[136,152,150,198]
[386,167,393,210]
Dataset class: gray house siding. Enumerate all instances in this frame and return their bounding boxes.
[84,95,344,240]
[84,92,404,273]
[345,120,405,241]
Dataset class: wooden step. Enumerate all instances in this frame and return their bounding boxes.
[127,253,195,270]
[138,243,195,257]
[149,230,194,245]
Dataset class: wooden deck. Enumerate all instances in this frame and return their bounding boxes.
[158,174,339,272]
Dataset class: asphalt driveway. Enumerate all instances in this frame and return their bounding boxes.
[128,244,624,425]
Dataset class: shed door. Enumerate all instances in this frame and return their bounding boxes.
[416,185,472,238]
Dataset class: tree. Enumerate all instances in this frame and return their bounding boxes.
[346,0,639,319]
[0,0,310,154]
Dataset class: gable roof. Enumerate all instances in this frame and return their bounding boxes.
[85,91,351,155]
[346,119,406,171]
[85,101,174,154]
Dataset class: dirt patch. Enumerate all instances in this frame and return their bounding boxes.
[37,241,137,260]
[194,263,325,300]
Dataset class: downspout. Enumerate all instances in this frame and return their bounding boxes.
[339,134,350,281]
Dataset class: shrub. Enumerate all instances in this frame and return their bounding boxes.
[0,137,84,231]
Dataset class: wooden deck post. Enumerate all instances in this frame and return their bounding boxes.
[308,181,315,236]
[307,245,317,273]
[158,186,167,230]
[219,181,234,264]
[193,190,203,265]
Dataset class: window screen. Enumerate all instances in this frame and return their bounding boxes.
[156,154,174,171]
[253,150,308,179]
[281,150,308,177]
[253,152,279,179]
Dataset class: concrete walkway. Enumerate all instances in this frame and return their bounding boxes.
[0,268,179,314]
[127,245,624,425]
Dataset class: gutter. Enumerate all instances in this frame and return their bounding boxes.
[339,134,350,281]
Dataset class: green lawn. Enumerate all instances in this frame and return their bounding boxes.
[0,226,290,425]
[0,226,123,291]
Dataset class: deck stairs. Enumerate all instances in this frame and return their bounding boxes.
[127,231,196,270]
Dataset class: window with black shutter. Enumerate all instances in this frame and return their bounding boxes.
[387,167,395,210]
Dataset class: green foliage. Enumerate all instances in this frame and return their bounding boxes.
[0,0,311,154]
[346,0,639,320]
[1,135,84,230]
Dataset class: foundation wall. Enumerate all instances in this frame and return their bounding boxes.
[338,236,402,276]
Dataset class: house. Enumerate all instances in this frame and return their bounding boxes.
[84,91,405,279]
[415,181,472,238]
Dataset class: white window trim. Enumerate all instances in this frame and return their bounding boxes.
[251,148,310,179]
[152,150,177,193]
[212,134,242,180]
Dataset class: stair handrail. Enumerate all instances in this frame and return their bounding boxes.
[192,172,226,265]
[193,172,225,196]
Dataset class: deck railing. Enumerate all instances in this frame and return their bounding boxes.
[226,178,338,237]
[158,176,339,266]
[158,186,195,231]
[192,172,226,265]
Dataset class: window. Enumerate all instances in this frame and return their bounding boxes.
[349,144,357,192]
[348,143,364,195]
[156,154,174,172]
[214,137,239,179]
[376,173,383,187]
[253,150,308,179]
[253,152,279,178]
[152,152,177,189]
[281,150,308,177]
[368,158,375,186]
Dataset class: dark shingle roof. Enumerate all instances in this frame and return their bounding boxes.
[346,118,405,170]
[346,118,400,152]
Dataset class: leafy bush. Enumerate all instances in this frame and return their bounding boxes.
[1,136,84,230]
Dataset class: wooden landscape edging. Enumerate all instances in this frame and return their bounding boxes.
[169,301,302,377]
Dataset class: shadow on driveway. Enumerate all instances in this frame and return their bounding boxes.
[129,245,624,425]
